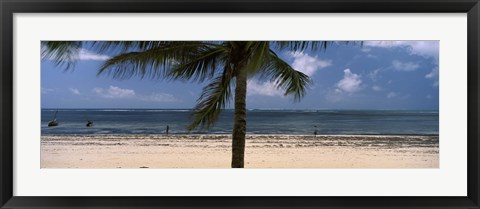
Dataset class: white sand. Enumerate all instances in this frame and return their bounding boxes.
[41,134,439,168]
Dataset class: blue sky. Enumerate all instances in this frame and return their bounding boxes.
[41,41,439,110]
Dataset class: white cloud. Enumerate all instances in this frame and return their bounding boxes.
[364,41,439,59]
[426,94,433,99]
[364,41,404,48]
[41,88,54,94]
[247,80,283,97]
[336,69,362,93]
[69,88,81,95]
[93,86,135,99]
[425,67,439,87]
[76,49,111,61]
[365,41,415,49]
[372,85,383,91]
[405,41,439,59]
[361,48,371,52]
[326,90,344,102]
[368,69,382,81]
[290,52,332,76]
[392,60,420,72]
[387,92,397,99]
[141,93,178,103]
[92,86,180,103]
[326,68,365,102]
[425,68,439,78]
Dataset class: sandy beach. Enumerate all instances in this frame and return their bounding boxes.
[41,134,439,168]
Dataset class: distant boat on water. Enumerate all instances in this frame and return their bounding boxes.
[86,120,93,127]
[47,110,58,127]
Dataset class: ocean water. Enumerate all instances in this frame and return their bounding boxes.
[41,109,439,135]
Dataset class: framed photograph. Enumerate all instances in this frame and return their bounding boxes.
[1,0,479,208]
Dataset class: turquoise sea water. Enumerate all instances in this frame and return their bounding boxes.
[41,109,438,135]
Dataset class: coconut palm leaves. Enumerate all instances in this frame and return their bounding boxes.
[188,65,235,130]
[259,49,311,101]
[42,41,82,69]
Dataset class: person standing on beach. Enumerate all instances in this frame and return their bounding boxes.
[314,125,318,137]
[166,125,170,135]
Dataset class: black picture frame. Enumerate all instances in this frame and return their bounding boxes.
[1,0,479,208]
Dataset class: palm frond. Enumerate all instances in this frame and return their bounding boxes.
[187,65,235,131]
[97,42,218,80]
[257,49,312,102]
[270,41,332,52]
[91,41,225,54]
[243,41,270,77]
[91,41,163,54]
[270,41,361,52]
[41,41,83,70]
[168,46,229,82]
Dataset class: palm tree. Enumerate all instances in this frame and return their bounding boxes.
[42,41,337,168]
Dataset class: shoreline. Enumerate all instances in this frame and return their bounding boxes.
[41,134,439,168]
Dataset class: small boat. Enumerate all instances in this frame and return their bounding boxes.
[48,110,58,127]
[86,120,93,127]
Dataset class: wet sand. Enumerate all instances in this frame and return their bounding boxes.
[41,134,439,168]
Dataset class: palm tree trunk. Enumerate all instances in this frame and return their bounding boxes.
[231,65,247,168]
